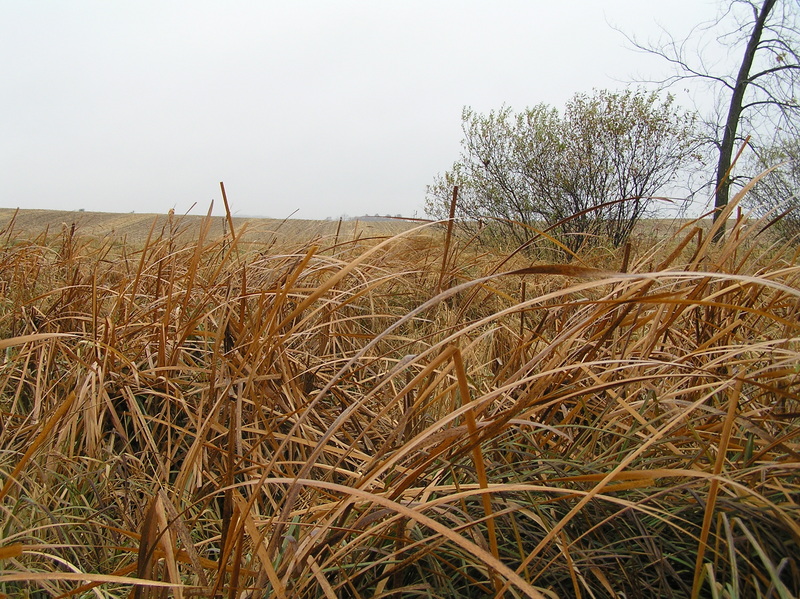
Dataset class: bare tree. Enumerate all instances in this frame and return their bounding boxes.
[622,0,800,236]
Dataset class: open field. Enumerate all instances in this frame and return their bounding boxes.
[0,202,798,598]
[0,209,418,250]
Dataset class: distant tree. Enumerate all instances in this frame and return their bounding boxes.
[624,0,800,236]
[746,137,800,239]
[426,89,699,253]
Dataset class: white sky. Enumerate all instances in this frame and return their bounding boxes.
[1,1,723,219]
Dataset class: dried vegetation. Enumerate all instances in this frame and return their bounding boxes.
[0,193,798,598]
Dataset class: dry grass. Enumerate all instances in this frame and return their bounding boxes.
[0,194,798,598]
[0,208,416,249]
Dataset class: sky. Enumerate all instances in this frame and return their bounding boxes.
[1,1,724,220]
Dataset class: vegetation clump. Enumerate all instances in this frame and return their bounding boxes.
[426,89,699,253]
[0,196,798,598]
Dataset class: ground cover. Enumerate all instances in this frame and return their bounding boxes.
[0,199,798,598]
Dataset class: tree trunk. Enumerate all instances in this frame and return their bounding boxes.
[714,0,777,239]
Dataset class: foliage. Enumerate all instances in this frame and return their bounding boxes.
[0,199,799,598]
[746,137,800,240]
[426,89,699,253]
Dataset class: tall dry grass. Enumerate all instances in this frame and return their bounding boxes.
[0,193,798,598]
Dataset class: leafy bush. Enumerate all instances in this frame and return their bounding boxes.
[426,89,699,254]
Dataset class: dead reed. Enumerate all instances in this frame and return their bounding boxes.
[0,194,798,598]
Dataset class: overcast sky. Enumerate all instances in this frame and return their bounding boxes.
[1,1,723,219]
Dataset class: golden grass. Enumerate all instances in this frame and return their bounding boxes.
[0,208,416,249]
[0,195,798,598]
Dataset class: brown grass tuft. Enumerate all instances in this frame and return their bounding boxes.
[0,199,798,598]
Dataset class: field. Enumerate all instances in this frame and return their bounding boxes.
[0,209,416,249]
[0,200,798,598]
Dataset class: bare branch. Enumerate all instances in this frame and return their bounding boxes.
[748,62,800,81]
[619,0,800,238]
